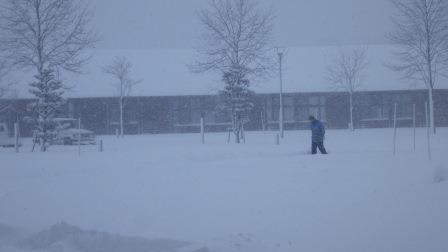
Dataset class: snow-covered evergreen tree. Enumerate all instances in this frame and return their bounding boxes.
[29,69,64,152]
[219,67,255,143]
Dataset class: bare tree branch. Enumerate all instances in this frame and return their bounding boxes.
[103,56,141,99]
[192,0,275,79]
[326,48,368,94]
[0,0,98,74]
[389,0,448,88]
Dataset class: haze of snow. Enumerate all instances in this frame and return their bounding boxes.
[11,44,448,99]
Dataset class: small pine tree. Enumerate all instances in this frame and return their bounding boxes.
[29,69,64,152]
[218,67,255,144]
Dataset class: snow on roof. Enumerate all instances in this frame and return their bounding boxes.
[11,45,448,98]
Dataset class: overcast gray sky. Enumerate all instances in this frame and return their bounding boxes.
[92,0,393,49]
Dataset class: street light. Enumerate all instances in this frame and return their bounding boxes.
[277,48,284,138]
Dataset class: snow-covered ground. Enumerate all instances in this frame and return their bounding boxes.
[1,128,447,252]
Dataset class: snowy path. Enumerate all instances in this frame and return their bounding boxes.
[1,128,447,252]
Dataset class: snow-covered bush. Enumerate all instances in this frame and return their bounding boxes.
[19,222,188,252]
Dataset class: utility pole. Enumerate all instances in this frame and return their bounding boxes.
[277,48,284,139]
[413,104,416,151]
[200,117,205,144]
[14,122,19,153]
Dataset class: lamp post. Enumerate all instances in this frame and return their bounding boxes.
[277,49,284,138]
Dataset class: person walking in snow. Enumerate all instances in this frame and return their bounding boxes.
[309,116,328,155]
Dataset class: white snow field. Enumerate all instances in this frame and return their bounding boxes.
[1,128,447,252]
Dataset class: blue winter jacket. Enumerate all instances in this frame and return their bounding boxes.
[311,120,325,142]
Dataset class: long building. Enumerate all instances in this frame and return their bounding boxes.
[1,89,448,137]
[1,45,448,136]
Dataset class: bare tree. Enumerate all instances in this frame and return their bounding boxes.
[103,56,141,137]
[0,0,96,151]
[389,0,448,134]
[193,0,274,143]
[0,0,96,74]
[326,48,368,131]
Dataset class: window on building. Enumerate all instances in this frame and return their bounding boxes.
[320,96,326,106]
[191,98,202,124]
[214,110,231,124]
[363,105,388,119]
[176,99,191,125]
[320,107,327,121]
[68,102,75,118]
[126,109,138,123]
[190,111,202,124]
[110,107,120,123]
[284,97,295,122]
[203,112,215,124]
[201,98,217,124]
[297,96,308,106]
[267,97,279,122]
[297,107,309,122]
[309,96,320,106]
[267,95,326,123]
[397,95,413,118]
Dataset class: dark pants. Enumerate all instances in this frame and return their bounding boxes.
[312,141,327,154]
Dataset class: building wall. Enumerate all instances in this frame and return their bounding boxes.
[1,89,447,137]
[435,90,448,127]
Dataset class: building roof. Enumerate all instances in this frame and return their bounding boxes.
[10,44,448,98]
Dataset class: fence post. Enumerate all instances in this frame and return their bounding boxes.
[78,118,81,156]
[261,111,266,131]
[413,104,416,151]
[393,103,397,156]
[99,139,103,152]
[200,117,205,144]
[425,102,431,160]
[241,124,246,144]
[14,122,19,153]
[276,133,280,145]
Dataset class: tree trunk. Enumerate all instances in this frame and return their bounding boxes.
[232,113,241,144]
[234,122,241,144]
[429,87,436,134]
[40,99,48,152]
[120,96,124,137]
[349,92,354,131]
[235,129,240,144]
[41,122,47,152]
